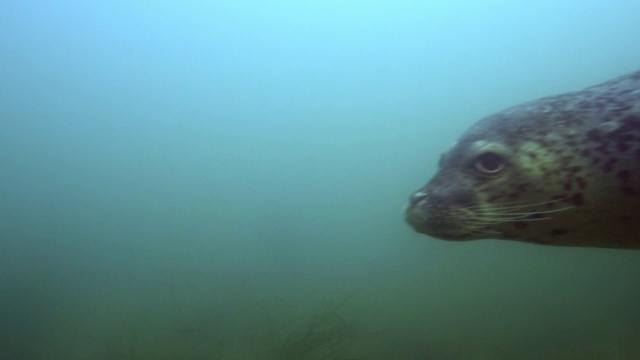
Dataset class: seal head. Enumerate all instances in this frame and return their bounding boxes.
[405,70,640,248]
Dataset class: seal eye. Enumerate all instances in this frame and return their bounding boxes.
[474,152,505,175]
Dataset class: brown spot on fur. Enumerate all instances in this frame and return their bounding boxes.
[514,222,529,230]
[602,158,617,172]
[571,193,584,206]
[618,170,631,179]
[550,228,568,236]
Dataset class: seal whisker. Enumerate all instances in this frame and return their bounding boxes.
[467,198,572,213]
[460,205,576,229]
[471,206,575,227]
[475,217,554,225]
[482,206,576,217]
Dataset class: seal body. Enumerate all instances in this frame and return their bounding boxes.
[405,70,640,248]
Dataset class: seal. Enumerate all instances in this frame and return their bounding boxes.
[405,70,640,249]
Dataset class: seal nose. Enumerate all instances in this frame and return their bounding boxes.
[408,191,428,207]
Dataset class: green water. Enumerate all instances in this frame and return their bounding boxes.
[1,1,640,358]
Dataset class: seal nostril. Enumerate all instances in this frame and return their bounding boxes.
[409,191,428,206]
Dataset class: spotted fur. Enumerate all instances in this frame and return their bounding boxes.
[405,70,640,248]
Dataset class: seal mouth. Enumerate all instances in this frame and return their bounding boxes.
[405,191,578,241]
[406,214,480,240]
[404,193,477,240]
[405,186,488,240]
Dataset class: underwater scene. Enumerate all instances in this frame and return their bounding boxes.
[2,1,640,359]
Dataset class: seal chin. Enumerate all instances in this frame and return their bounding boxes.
[420,229,476,241]
[404,208,429,234]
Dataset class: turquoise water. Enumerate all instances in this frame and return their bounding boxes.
[1,1,640,359]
